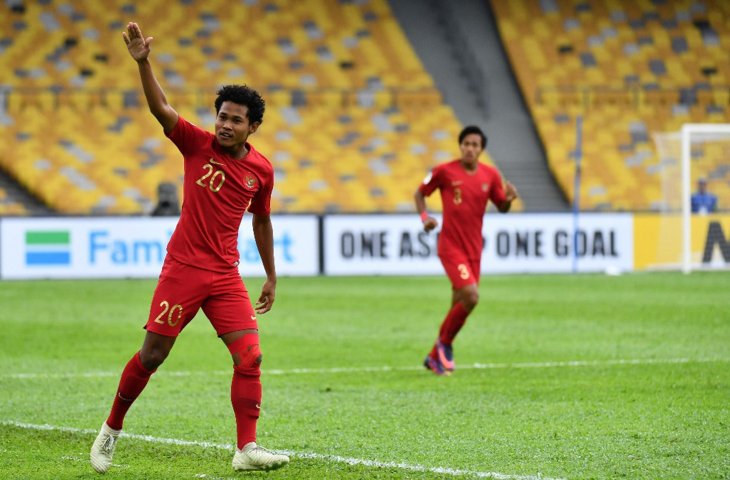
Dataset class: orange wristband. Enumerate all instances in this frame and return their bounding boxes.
[419,211,429,222]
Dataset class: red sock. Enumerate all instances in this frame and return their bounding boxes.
[106,351,155,430]
[228,335,262,449]
[435,303,469,349]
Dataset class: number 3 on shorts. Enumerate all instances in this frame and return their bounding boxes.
[457,264,470,280]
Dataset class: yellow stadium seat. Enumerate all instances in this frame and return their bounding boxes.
[0,0,508,214]
[491,0,730,210]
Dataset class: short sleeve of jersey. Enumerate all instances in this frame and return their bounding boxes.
[165,116,210,157]
[248,175,273,215]
[418,166,442,197]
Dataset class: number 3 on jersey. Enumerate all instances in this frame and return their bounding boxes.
[196,164,225,192]
[453,187,462,205]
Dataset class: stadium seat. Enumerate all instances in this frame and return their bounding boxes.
[0,186,28,216]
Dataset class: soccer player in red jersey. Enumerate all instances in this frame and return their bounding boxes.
[90,23,288,473]
[415,126,518,376]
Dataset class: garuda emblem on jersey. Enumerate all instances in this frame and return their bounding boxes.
[482,183,489,192]
[244,174,257,190]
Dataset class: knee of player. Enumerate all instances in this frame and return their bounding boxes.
[463,290,479,310]
[140,347,169,370]
[232,346,262,377]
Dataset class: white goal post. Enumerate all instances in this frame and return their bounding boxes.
[652,123,730,273]
[680,124,730,273]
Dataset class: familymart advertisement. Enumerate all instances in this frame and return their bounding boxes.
[0,216,319,279]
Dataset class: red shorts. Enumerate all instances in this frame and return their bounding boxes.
[440,252,480,289]
[145,255,258,337]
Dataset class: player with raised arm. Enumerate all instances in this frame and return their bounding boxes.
[90,22,289,472]
[415,126,518,376]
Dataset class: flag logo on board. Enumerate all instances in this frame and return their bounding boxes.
[25,230,71,266]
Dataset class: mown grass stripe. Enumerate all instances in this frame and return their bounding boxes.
[1,420,563,480]
[3,357,727,380]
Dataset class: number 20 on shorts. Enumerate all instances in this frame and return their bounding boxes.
[154,300,183,327]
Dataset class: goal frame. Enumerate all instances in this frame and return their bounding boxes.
[680,123,730,273]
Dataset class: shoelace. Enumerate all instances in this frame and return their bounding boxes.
[250,446,274,455]
[101,434,117,453]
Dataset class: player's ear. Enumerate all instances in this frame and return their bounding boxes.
[249,122,261,134]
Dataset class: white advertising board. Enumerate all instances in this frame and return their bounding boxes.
[323,214,633,275]
[0,216,319,279]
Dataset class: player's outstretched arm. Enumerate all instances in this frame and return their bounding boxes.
[122,22,178,133]
[497,181,519,213]
[414,190,438,232]
[252,213,277,314]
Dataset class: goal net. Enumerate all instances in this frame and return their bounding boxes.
[651,124,730,273]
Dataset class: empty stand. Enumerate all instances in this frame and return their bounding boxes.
[491,0,730,211]
[0,0,521,214]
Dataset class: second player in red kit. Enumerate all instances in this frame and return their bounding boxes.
[415,126,518,376]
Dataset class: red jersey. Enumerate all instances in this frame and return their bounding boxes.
[419,159,507,260]
[164,116,274,272]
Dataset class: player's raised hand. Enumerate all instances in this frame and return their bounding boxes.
[122,22,153,62]
[504,181,519,202]
[255,279,276,314]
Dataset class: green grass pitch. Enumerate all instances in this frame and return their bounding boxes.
[1,272,729,479]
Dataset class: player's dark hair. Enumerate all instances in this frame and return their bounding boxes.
[214,85,265,124]
[458,125,487,149]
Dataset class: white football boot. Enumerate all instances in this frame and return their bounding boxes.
[232,442,289,471]
[90,423,121,473]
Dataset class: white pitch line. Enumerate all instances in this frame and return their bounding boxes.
[2,420,563,480]
[2,357,728,380]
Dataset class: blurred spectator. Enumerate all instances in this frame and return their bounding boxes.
[690,178,717,214]
[150,182,180,216]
